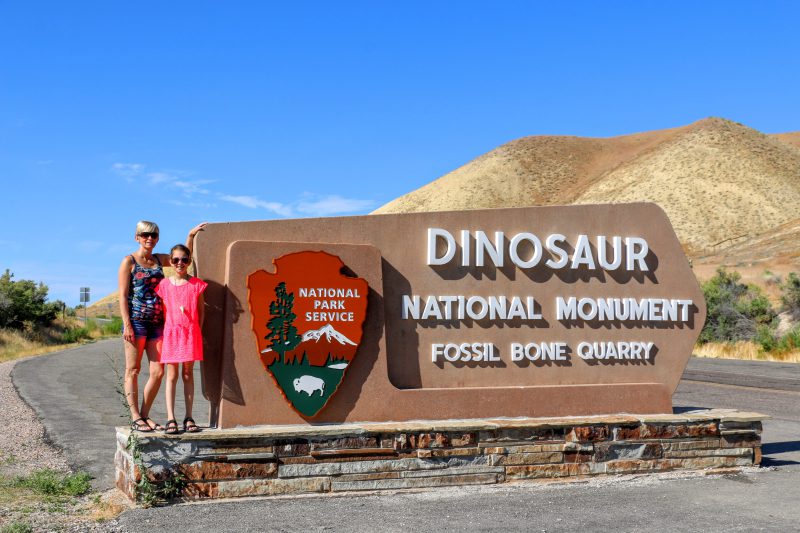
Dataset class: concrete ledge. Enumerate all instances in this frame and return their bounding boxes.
[115,409,766,502]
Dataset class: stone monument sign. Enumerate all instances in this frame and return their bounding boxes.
[193,203,705,428]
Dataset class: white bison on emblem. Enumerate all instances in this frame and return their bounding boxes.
[293,375,325,396]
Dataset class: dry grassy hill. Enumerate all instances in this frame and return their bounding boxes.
[374,125,684,213]
[772,132,800,149]
[693,217,800,301]
[374,118,800,258]
[85,291,119,318]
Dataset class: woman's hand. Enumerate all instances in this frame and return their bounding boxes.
[189,222,208,239]
[123,322,135,344]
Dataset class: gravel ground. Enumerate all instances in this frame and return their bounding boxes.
[0,359,127,532]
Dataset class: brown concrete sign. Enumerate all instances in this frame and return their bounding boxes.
[194,203,705,428]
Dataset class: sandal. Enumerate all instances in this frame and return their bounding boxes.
[144,417,164,431]
[183,417,201,433]
[164,419,181,435]
[131,417,154,432]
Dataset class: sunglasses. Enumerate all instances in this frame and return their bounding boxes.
[138,232,159,239]
[170,257,191,265]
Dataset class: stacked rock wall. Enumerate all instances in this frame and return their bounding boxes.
[115,410,764,501]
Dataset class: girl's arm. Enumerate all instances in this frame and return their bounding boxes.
[197,292,205,329]
[118,256,134,344]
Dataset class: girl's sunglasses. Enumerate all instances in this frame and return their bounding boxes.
[138,232,159,239]
[170,257,191,265]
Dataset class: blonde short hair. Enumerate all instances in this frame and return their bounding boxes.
[136,220,160,236]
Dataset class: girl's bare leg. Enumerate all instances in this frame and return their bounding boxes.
[165,363,179,423]
[140,338,164,429]
[123,338,146,422]
[182,361,195,420]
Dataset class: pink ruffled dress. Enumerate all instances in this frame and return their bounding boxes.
[155,277,208,363]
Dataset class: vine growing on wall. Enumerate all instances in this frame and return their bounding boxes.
[126,433,185,507]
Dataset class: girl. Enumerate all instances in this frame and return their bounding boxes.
[155,244,207,434]
[118,221,206,432]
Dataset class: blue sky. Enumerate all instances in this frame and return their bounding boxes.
[1,1,798,306]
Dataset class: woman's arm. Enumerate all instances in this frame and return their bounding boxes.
[186,222,208,257]
[118,256,134,344]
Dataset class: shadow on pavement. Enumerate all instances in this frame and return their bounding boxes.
[762,441,800,466]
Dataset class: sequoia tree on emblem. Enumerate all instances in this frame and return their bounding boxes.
[247,251,369,417]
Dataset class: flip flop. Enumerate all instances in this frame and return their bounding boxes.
[131,417,154,432]
[183,417,201,433]
[164,419,181,435]
[144,417,164,431]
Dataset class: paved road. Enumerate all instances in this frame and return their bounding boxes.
[12,341,800,531]
[118,469,800,532]
[682,356,800,392]
[677,357,800,467]
[13,339,209,489]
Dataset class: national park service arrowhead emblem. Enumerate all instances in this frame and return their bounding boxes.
[247,251,369,417]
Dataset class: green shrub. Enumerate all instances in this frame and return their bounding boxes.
[60,471,92,496]
[0,270,61,329]
[754,324,777,352]
[776,327,800,352]
[61,327,90,344]
[102,317,123,336]
[700,268,777,344]
[2,522,33,533]
[12,469,91,497]
[781,272,800,317]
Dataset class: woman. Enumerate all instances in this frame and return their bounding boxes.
[118,220,206,432]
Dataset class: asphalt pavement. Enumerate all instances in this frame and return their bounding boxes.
[13,339,209,488]
[11,340,800,531]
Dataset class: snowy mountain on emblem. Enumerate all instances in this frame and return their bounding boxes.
[302,324,356,346]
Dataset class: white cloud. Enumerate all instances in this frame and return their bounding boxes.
[112,162,372,217]
[219,192,374,218]
[111,163,145,182]
[173,179,212,196]
[147,171,175,184]
[110,162,214,197]
[166,199,217,208]
[220,195,295,217]
[142,171,213,198]
[296,195,375,216]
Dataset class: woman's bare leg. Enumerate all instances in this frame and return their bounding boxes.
[140,338,164,428]
[123,337,146,422]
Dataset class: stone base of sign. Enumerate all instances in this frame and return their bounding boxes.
[115,409,765,502]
